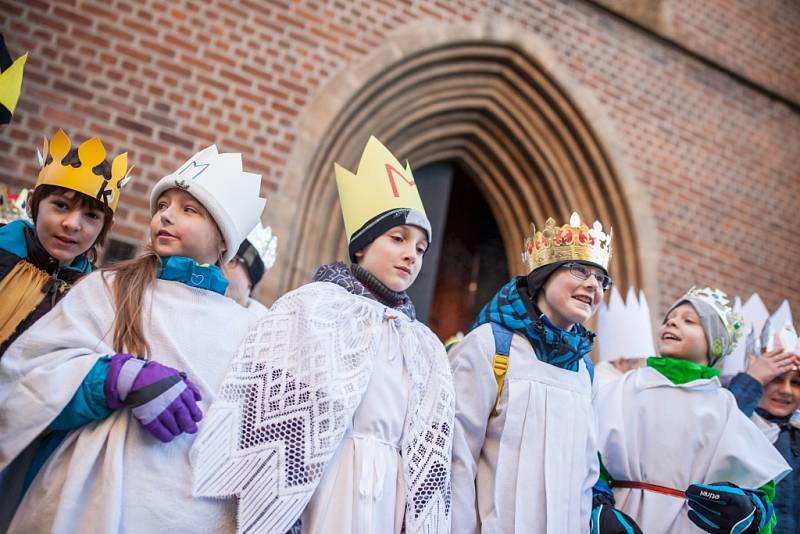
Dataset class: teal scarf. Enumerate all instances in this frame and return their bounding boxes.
[158,256,228,295]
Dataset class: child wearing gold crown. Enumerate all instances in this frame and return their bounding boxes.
[191,136,454,533]
[448,212,641,533]
[0,128,128,355]
[596,287,791,533]
[0,145,266,532]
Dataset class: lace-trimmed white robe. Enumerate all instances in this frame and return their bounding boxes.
[0,271,256,533]
[191,281,455,534]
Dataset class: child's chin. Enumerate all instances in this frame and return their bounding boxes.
[657,349,693,362]
[565,308,591,325]
[388,280,411,293]
[763,401,798,418]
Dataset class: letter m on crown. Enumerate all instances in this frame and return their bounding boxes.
[385,164,415,198]
[177,160,210,181]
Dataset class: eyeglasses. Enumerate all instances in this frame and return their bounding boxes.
[561,262,612,291]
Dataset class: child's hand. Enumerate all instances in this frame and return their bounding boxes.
[105,353,204,442]
[745,349,798,385]
[686,482,768,534]
[590,504,643,533]
[611,357,646,373]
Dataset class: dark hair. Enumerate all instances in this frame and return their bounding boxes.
[31,148,115,263]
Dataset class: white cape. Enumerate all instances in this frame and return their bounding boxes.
[0,271,255,533]
[191,282,454,534]
[597,365,791,533]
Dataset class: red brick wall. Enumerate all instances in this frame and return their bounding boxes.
[594,0,800,103]
[665,0,800,103]
[2,0,798,317]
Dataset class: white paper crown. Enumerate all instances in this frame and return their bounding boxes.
[721,294,797,378]
[150,145,267,263]
[246,222,278,271]
[596,286,655,362]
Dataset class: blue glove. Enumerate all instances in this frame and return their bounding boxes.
[590,504,643,534]
[686,482,770,534]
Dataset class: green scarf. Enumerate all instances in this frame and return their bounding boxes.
[647,356,720,385]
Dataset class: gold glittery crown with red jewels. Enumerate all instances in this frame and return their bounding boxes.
[522,211,612,272]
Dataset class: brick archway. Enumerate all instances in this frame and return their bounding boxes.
[263,21,659,304]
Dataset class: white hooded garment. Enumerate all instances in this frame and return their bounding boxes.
[0,271,256,534]
[597,365,790,533]
[449,323,598,534]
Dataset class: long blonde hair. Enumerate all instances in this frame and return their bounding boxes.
[105,192,227,358]
[104,250,161,358]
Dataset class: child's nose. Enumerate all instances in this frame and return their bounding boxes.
[403,244,417,263]
[583,274,600,291]
[62,210,82,231]
[779,378,794,394]
[160,206,175,223]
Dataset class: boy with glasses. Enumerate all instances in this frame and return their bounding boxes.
[596,287,790,533]
[449,213,640,533]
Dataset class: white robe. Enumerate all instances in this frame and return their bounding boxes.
[300,310,408,534]
[0,271,256,534]
[449,323,598,534]
[597,365,791,533]
[191,281,454,534]
[244,296,269,319]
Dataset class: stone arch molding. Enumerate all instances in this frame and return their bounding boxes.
[261,18,660,306]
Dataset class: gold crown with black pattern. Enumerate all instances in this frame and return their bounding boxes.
[522,211,612,272]
[36,128,132,213]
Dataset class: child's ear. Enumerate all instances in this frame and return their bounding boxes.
[25,195,34,220]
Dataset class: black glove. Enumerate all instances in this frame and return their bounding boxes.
[590,504,644,534]
[590,479,644,534]
[686,482,770,534]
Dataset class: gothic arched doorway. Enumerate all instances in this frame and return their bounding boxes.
[266,31,657,339]
[405,162,509,339]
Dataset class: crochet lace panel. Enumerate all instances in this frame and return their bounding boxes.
[191,282,454,533]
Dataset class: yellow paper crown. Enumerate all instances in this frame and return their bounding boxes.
[522,211,612,272]
[334,136,427,242]
[36,129,132,213]
[0,51,27,117]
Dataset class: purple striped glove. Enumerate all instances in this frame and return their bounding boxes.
[104,353,203,443]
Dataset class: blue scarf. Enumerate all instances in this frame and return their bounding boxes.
[474,277,594,372]
[158,256,228,295]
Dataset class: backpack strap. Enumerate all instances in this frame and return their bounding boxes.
[490,323,513,415]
